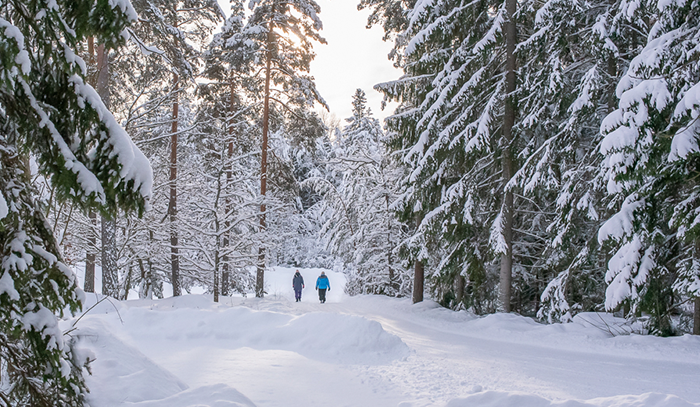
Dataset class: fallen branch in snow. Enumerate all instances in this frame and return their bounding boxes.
[64,294,124,337]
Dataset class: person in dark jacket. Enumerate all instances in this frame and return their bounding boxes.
[292,270,305,302]
[315,271,330,303]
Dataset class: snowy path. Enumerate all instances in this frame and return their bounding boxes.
[73,267,700,407]
[334,299,700,403]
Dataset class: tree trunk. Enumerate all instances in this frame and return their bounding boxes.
[256,21,275,298]
[386,193,395,291]
[607,55,617,113]
[694,239,700,335]
[84,37,96,293]
[222,82,235,297]
[455,274,465,308]
[694,296,700,335]
[84,211,96,293]
[101,219,118,296]
[147,230,155,299]
[214,244,220,303]
[413,259,424,304]
[96,43,118,297]
[499,0,517,313]
[169,72,181,297]
[412,213,424,304]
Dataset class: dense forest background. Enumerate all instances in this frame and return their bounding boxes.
[20,0,700,334]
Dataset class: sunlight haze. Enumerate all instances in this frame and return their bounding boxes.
[216,0,400,125]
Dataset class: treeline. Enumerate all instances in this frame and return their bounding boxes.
[357,0,700,335]
[34,0,341,302]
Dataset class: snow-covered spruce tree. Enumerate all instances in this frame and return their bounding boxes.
[513,0,642,322]
[270,123,333,269]
[365,0,534,312]
[312,89,411,296]
[0,0,152,403]
[598,0,700,335]
[263,119,330,269]
[240,0,327,297]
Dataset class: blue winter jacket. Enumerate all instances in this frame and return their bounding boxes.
[315,275,330,290]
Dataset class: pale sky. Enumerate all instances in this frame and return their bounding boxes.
[310,0,400,123]
[216,0,400,124]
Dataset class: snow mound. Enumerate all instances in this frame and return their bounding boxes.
[77,293,409,366]
[74,318,188,405]
[120,303,409,365]
[444,391,700,407]
[277,312,410,364]
[75,315,257,407]
[572,312,643,335]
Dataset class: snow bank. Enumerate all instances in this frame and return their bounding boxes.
[74,318,188,405]
[444,391,699,407]
[273,311,409,364]
[74,306,257,407]
[85,297,409,366]
[341,296,700,365]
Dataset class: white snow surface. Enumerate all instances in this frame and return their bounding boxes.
[69,267,700,407]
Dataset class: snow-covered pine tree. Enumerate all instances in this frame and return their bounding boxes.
[598,0,700,334]
[240,0,328,297]
[0,0,152,403]
[314,89,411,296]
[128,0,223,296]
[199,0,263,297]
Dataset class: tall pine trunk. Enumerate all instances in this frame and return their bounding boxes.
[694,239,700,335]
[386,193,395,290]
[222,81,235,296]
[455,274,465,307]
[256,21,274,298]
[85,211,97,293]
[214,231,220,303]
[499,0,517,313]
[84,37,96,293]
[169,72,181,296]
[213,164,224,303]
[96,43,118,297]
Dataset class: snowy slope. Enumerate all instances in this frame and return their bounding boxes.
[69,267,700,407]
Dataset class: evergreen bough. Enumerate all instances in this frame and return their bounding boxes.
[0,0,152,404]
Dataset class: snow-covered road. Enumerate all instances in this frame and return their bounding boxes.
[73,267,700,407]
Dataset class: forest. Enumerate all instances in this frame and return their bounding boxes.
[0,0,699,404]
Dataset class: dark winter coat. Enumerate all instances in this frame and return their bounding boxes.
[315,274,330,290]
[293,273,305,290]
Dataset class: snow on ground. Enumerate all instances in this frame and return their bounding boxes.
[68,267,700,407]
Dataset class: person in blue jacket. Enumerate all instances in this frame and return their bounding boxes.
[292,270,305,302]
[315,271,331,303]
